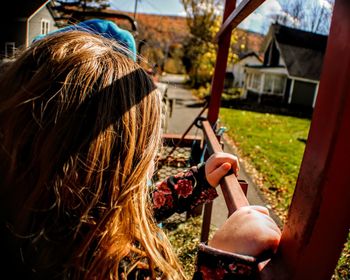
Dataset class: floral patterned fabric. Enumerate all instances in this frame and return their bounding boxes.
[151,163,218,222]
[151,163,259,279]
[119,163,258,279]
[193,243,258,280]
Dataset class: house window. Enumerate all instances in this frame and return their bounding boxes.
[247,73,261,90]
[264,75,273,93]
[252,73,261,90]
[5,42,15,58]
[41,19,50,35]
[263,74,285,95]
[246,73,251,88]
[274,75,285,94]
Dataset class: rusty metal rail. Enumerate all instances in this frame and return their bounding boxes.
[202,120,249,212]
[200,120,249,242]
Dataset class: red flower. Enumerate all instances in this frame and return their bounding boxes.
[229,263,236,271]
[174,179,193,198]
[153,191,166,209]
[156,181,172,194]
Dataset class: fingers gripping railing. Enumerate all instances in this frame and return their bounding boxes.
[200,120,249,242]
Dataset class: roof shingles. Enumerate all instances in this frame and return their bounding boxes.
[273,24,328,81]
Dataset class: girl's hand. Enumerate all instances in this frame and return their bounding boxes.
[208,205,281,258]
[205,152,240,187]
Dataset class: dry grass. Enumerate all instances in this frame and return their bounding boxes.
[163,216,217,278]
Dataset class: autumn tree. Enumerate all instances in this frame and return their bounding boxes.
[181,0,218,86]
[181,0,238,87]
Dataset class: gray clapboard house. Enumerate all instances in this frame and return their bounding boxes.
[242,24,328,108]
[0,0,57,61]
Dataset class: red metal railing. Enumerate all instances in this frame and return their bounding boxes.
[207,0,266,124]
[200,120,249,242]
[204,0,350,279]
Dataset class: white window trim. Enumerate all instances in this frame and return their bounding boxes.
[41,19,50,35]
[257,73,286,96]
[288,79,295,104]
[270,75,286,95]
[5,42,15,58]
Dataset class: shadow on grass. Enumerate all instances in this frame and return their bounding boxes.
[218,97,314,120]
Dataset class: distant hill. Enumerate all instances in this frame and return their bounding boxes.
[135,13,189,47]
[50,4,264,56]
[233,29,265,56]
[115,12,264,55]
[110,11,265,73]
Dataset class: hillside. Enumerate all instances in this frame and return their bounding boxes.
[114,12,264,55]
[50,3,264,58]
[134,13,189,48]
[110,11,265,73]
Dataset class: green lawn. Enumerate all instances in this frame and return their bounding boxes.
[165,108,349,279]
[218,108,349,279]
[220,108,310,215]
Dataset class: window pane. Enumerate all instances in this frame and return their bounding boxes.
[41,20,50,35]
[274,76,285,94]
[264,75,273,93]
[5,42,15,57]
[252,73,261,90]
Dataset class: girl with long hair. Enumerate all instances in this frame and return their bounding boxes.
[0,30,280,279]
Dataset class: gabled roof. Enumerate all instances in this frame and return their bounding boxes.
[4,0,50,19]
[238,51,261,61]
[264,24,328,81]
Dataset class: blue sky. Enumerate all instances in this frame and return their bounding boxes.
[110,0,333,34]
[111,0,186,17]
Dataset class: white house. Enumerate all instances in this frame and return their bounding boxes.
[230,51,262,88]
[242,24,328,108]
[0,1,58,60]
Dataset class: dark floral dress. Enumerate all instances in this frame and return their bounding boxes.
[121,163,258,279]
[152,163,218,222]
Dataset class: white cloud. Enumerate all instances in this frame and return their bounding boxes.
[238,0,282,34]
[319,0,333,10]
[177,10,187,17]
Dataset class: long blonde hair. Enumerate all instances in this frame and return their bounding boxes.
[0,31,184,279]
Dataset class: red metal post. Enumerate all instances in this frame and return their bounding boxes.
[260,0,350,278]
[207,0,236,124]
[207,0,266,124]
[215,0,265,41]
[200,201,213,242]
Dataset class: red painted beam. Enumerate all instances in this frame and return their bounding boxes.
[260,0,350,278]
[216,0,266,41]
[200,120,249,242]
[207,0,266,124]
[207,0,236,124]
[202,120,249,212]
